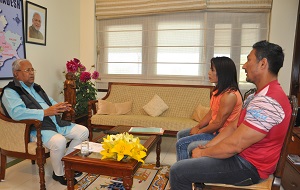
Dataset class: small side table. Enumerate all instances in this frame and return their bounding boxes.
[282,127,300,190]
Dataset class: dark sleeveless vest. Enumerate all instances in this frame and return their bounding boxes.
[0,79,70,132]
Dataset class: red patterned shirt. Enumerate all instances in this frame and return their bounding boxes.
[238,80,291,179]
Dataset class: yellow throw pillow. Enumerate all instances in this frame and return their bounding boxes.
[115,100,133,115]
[97,100,132,115]
[192,104,210,122]
[143,94,169,117]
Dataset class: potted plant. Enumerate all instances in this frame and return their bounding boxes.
[63,58,99,117]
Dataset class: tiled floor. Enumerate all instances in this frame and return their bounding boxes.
[0,136,285,190]
[0,136,177,190]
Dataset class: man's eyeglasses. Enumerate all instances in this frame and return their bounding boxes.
[16,68,36,73]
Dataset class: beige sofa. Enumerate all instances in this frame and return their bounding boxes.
[87,82,213,138]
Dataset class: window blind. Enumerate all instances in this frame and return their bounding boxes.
[95,0,272,20]
[95,0,271,91]
[96,11,269,90]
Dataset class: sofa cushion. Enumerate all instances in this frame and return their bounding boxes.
[115,100,133,115]
[143,94,169,117]
[192,103,210,122]
[91,114,198,131]
[97,100,132,115]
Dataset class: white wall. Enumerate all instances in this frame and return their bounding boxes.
[80,0,97,74]
[270,0,299,94]
[0,0,80,101]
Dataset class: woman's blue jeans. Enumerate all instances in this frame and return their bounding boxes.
[176,128,216,161]
[170,155,261,190]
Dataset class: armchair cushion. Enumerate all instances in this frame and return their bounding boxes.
[28,142,50,155]
[0,117,50,155]
[0,119,26,153]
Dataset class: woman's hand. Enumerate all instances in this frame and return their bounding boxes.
[190,126,200,135]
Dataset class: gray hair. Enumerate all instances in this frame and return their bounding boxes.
[32,12,41,19]
[12,59,30,72]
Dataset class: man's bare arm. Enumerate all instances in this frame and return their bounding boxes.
[192,123,266,158]
[202,120,238,148]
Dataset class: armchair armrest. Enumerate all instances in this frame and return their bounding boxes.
[88,100,98,118]
[88,100,98,126]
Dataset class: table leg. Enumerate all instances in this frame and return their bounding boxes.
[123,175,133,190]
[156,135,162,167]
[64,164,74,190]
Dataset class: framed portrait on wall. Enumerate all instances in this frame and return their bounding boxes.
[0,0,26,79]
[26,1,47,46]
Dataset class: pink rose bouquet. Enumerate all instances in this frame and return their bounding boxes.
[64,58,100,116]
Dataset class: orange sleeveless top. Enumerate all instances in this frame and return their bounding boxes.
[209,89,243,132]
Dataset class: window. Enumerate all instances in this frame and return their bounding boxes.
[96,11,269,89]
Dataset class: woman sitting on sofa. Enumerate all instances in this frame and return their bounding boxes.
[176,56,243,161]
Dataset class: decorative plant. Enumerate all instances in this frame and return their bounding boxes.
[64,58,99,116]
[100,132,147,163]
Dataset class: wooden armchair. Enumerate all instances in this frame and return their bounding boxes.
[196,95,298,190]
[0,112,49,190]
[244,88,256,99]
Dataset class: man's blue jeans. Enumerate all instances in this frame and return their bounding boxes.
[170,155,261,190]
[176,128,216,161]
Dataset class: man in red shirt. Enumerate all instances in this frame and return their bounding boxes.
[169,40,292,189]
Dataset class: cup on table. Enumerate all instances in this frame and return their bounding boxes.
[81,140,89,156]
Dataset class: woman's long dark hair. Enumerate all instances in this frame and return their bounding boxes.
[211,57,242,98]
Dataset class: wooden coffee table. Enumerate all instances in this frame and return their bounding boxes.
[62,126,162,190]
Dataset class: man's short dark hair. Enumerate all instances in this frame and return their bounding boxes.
[253,40,284,75]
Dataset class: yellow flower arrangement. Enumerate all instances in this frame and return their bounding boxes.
[100,132,147,163]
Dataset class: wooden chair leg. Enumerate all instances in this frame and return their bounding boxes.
[0,153,7,180]
[37,155,46,190]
